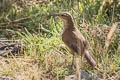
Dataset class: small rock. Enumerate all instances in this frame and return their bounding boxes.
[65,70,94,80]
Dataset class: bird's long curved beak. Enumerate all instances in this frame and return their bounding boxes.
[50,13,61,17]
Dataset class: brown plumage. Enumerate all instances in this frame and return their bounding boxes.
[52,12,96,67]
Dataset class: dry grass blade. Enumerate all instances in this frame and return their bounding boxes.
[104,23,118,51]
[99,0,107,13]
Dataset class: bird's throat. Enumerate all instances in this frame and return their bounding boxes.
[63,21,75,30]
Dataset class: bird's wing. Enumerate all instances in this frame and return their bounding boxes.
[67,39,86,56]
[73,30,88,49]
[67,41,78,53]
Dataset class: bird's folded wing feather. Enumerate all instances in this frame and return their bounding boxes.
[67,39,86,56]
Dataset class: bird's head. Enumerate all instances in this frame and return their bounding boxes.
[51,12,74,25]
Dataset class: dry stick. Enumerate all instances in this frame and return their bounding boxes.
[104,23,117,51]
[0,13,40,26]
[0,40,20,42]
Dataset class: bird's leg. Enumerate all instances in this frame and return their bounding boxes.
[71,54,76,69]
[81,52,84,68]
[72,54,74,66]
[75,56,81,80]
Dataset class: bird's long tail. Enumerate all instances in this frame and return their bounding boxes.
[84,50,96,67]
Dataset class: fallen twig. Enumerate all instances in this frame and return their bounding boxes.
[0,40,25,57]
[0,13,40,27]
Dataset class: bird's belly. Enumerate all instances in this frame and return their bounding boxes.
[62,34,77,55]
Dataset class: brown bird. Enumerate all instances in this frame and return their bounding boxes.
[51,12,96,67]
